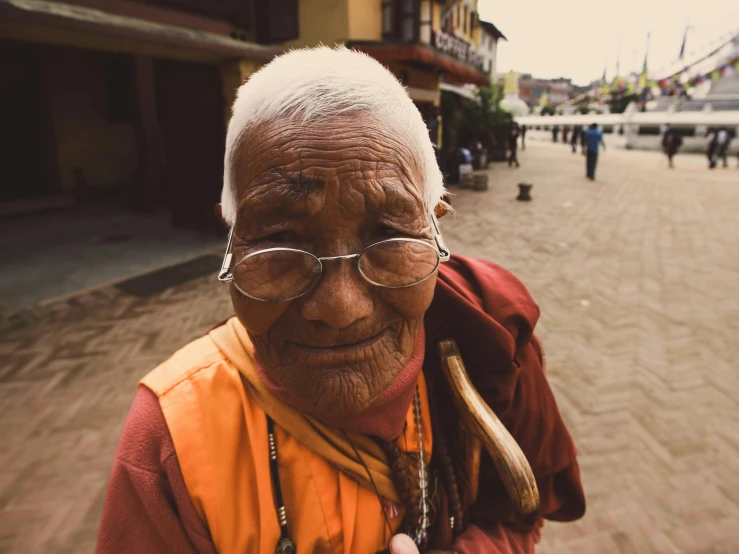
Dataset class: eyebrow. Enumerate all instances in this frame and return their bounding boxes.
[240,170,424,227]
[238,170,325,221]
[284,170,325,196]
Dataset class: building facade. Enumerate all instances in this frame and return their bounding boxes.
[548,79,573,106]
[0,0,291,230]
[518,75,573,109]
[478,20,505,82]
[281,0,490,149]
[0,0,492,228]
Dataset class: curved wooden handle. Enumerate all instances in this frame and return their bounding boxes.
[438,339,540,514]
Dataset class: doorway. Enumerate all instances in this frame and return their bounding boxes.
[156,60,227,233]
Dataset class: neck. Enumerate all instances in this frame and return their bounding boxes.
[254,329,426,441]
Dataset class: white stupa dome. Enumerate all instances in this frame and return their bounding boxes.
[500,70,530,116]
[501,94,530,116]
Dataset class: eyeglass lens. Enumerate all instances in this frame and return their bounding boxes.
[232,240,439,302]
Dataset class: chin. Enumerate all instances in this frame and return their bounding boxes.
[290,339,410,415]
[310,366,381,416]
[257,321,421,416]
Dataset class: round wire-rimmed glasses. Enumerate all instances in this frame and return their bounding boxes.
[218,214,451,303]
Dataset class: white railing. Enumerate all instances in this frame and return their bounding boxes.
[515,111,739,127]
[514,110,739,153]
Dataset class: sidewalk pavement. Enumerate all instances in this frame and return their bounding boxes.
[1,143,738,553]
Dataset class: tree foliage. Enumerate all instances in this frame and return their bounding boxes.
[442,83,512,152]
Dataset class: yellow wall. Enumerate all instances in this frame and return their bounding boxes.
[348,0,382,40]
[283,0,382,47]
[283,0,350,48]
[447,0,480,46]
[45,49,137,191]
[287,0,480,48]
[432,2,441,31]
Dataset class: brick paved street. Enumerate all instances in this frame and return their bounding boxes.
[2,143,738,553]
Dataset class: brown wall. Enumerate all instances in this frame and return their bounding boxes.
[0,41,57,202]
[397,64,440,90]
[61,0,232,35]
[45,48,137,192]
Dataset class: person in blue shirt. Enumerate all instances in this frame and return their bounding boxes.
[583,123,606,180]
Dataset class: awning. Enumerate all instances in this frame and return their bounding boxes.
[406,85,440,103]
[440,81,478,101]
[346,41,490,87]
[0,0,280,62]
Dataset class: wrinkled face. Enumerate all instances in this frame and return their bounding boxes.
[229,114,438,416]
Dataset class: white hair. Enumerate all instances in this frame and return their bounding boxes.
[220,45,445,226]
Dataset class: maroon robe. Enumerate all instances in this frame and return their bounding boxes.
[97,256,585,553]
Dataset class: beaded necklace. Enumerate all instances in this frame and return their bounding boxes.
[266,385,447,553]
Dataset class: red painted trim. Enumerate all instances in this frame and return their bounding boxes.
[347,42,489,87]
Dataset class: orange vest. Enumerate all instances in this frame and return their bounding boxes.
[141,318,433,554]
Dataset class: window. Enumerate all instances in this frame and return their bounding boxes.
[383,0,417,42]
[419,0,431,43]
[400,0,415,41]
[463,6,468,34]
[382,0,393,36]
[255,0,299,43]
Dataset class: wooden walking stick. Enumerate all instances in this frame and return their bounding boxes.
[439,339,540,515]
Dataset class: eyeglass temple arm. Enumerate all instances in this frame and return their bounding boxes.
[431,213,451,262]
[218,229,234,282]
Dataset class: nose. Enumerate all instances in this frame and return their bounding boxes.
[299,258,374,329]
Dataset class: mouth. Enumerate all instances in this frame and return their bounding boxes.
[290,328,390,354]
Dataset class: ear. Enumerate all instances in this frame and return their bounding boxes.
[434,193,452,218]
[214,203,230,231]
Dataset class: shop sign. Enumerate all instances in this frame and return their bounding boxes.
[432,30,485,71]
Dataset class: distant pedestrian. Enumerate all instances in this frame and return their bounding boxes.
[508,122,521,168]
[580,127,587,154]
[552,125,560,143]
[521,124,527,150]
[661,125,683,169]
[562,126,569,144]
[570,126,582,153]
[706,129,718,169]
[716,127,731,168]
[583,123,605,180]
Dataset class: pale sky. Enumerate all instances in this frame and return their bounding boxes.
[477,0,739,85]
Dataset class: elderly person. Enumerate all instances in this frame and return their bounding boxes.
[96,47,584,554]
